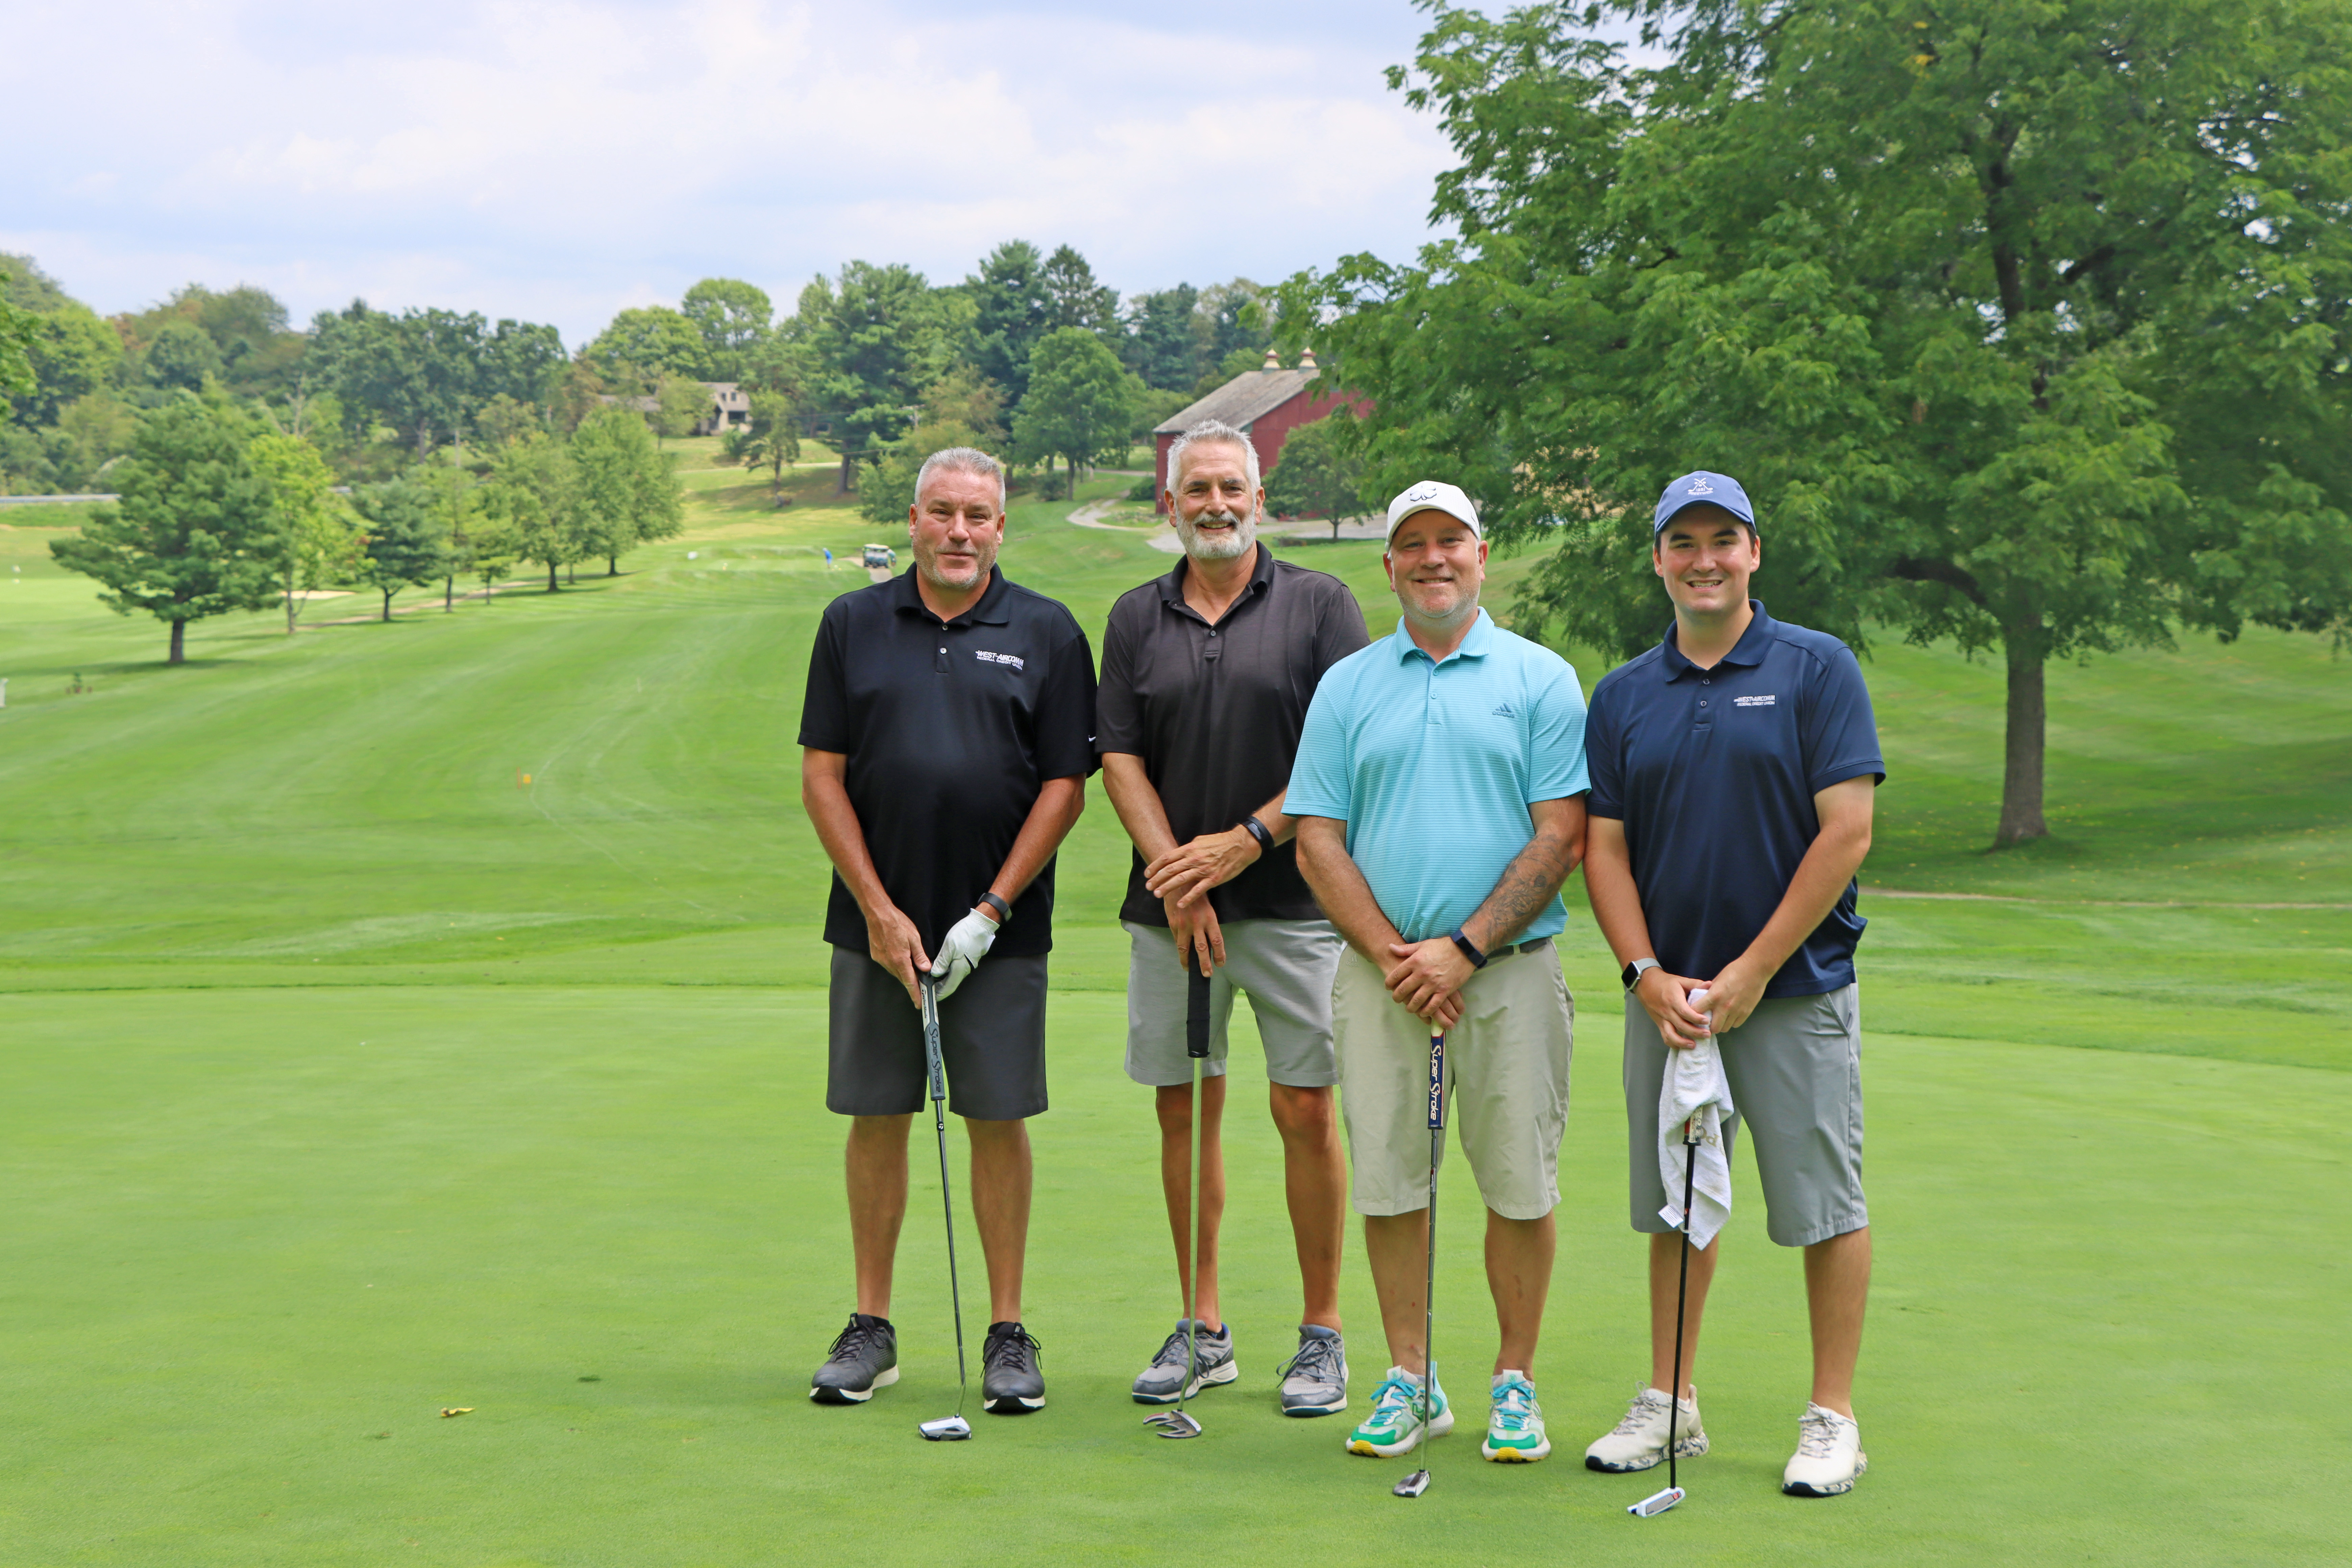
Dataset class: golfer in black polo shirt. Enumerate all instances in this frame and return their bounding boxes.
[1098,419,1369,1416]
[799,447,1096,1416]
[1578,472,1883,1497]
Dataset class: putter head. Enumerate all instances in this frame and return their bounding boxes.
[1142,1410,1201,1439]
[1628,1485,1685,1517]
[1393,1468,1431,1498]
[917,1416,971,1442]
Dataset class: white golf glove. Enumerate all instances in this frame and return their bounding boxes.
[930,907,999,1000]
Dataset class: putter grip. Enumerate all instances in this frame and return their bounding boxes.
[1185,969,1211,1059]
[921,980,947,1102]
[1427,1034,1445,1131]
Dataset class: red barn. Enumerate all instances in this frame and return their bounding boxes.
[1151,349,1367,513]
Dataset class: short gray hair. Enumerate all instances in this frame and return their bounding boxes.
[1165,420,1260,499]
[915,446,1007,512]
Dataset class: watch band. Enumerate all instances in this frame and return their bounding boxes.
[1449,928,1489,970]
[1240,815,1275,852]
[978,891,1011,923]
[1622,956,1661,991]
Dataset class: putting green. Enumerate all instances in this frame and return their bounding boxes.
[1,453,2347,1562]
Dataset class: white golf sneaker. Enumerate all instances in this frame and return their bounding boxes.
[1582,1383,1706,1472]
[1782,1402,1867,1496]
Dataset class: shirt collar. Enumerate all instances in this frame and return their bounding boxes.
[893,563,1011,627]
[1658,598,1773,679]
[1391,606,1494,665]
[1158,542,1274,612]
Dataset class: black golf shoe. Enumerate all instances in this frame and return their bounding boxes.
[810,1312,899,1403]
[981,1321,1045,1413]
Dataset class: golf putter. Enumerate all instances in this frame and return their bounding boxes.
[1394,1028,1445,1498]
[915,974,973,1443]
[1145,965,1214,1440]
[1631,1106,1704,1515]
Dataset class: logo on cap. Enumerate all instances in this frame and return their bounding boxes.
[1686,478,1714,496]
[1403,482,1442,505]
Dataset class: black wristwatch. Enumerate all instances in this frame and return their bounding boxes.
[1239,815,1275,852]
[978,891,1011,923]
[1449,928,1489,970]
[1621,957,1661,991]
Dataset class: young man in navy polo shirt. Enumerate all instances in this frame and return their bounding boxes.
[1578,472,1882,1497]
[799,447,1096,1416]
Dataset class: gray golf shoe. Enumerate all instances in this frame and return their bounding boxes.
[1130,1319,1238,1404]
[981,1321,1046,1413]
[1276,1324,1348,1415]
[809,1312,899,1403]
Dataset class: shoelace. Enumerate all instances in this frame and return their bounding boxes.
[984,1326,1043,1373]
[1371,1376,1430,1424]
[1491,1382,1538,1433]
[1608,1387,1665,1437]
[1150,1327,1217,1370]
[826,1319,883,1362]
[1794,1411,1845,1459]
[1277,1334,1342,1384]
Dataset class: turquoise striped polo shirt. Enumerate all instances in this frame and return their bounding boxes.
[1287,609,1590,943]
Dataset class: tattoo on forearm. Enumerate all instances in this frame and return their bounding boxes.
[1473,834,1572,949]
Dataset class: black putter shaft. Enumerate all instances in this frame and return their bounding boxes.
[922,976,969,1420]
[1395,1029,1445,1497]
[1667,1119,1698,1490]
[1178,965,1211,1414]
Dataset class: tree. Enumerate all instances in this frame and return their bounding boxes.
[966,241,1055,403]
[1042,244,1119,338]
[1012,328,1138,492]
[421,461,481,610]
[0,288,34,400]
[728,387,807,505]
[857,366,1009,524]
[311,302,565,456]
[49,397,278,663]
[570,405,684,573]
[250,430,361,633]
[1286,0,2352,849]
[1120,283,1203,391]
[352,473,450,620]
[0,254,123,430]
[681,278,772,378]
[482,433,583,591]
[794,262,966,490]
[1263,412,1369,538]
[654,374,707,441]
[587,305,708,381]
[121,284,307,399]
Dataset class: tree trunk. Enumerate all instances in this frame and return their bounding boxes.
[838,447,854,493]
[547,560,560,592]
[169,619,186,664]
[567,562,575,585]
[444,575,454,611]
[285,589,296,634]
[1993,623,2049,848]
[382,589,395,622]
[607,557,618,576]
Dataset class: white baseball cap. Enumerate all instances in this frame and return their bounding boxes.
[1383,480,1481,543]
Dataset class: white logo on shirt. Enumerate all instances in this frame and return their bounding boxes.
[1733,693,1776,707]
[1686,477,1715,495]
[976,650,1025,670]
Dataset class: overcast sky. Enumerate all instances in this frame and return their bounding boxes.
[2,0,1501,345]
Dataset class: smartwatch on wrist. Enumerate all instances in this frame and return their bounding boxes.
[1621,957,1661,992]
[977,891,1011,924]
[1239,815,1275,853]
[1449,928,1489,970]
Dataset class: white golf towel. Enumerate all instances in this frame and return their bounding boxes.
[1658,990,1735,1251]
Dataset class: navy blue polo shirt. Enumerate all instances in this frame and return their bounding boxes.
[1585,601,1884,997]
[798,566,1097,959]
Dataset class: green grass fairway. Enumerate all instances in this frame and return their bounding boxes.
[2,449,2348,1563]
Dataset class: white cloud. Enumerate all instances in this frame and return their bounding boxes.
[2,0,1466,342]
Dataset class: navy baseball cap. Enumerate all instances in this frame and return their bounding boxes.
[1653,471,1757,535]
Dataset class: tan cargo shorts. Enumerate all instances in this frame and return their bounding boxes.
[1331,938,1574,1222]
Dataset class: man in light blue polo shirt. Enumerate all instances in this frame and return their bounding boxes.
[1292,480,1589,1468]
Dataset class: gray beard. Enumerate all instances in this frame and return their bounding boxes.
[1179,508,1257,561]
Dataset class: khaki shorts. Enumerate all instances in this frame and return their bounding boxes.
[1332,939,1574,1222]
[1622,984,1866,1248]
[1124,919,1343,1088]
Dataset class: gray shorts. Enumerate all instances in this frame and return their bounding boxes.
[1123,918,1343,1088]
[827,946,1048,1121]
[1623,984,1866,1248]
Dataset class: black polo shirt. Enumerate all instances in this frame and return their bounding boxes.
[799,566,1097,958]
[1097,544,1369,926]
[1585,601,1885,997]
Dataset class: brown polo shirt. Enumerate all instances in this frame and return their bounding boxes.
[1096,544,1370,925]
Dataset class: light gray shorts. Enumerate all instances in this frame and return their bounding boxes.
[1623,983,1867,1248]
[1333,939,1574,1222]
[1123,918,1343,1089]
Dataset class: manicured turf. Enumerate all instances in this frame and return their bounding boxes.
[2,445,2347,1563]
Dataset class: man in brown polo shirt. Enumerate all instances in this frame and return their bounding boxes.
[1098,418,1370,1417]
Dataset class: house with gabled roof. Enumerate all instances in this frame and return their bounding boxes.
[1150,348,1366,513]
